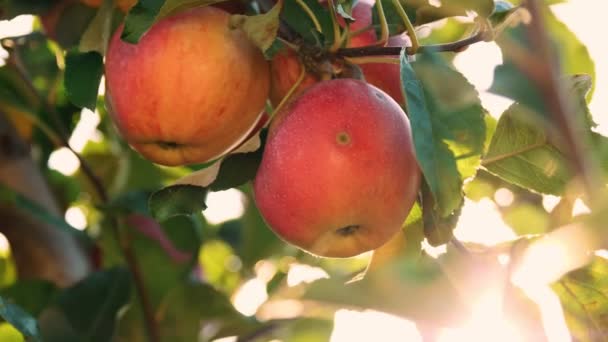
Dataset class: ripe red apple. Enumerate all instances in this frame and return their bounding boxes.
[269,48,319,106]
[254,79,420,258]
[347,0,407,106]
[269,0,407,106]
[105,7,270,166]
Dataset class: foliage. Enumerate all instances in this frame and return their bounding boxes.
[0,0,607,340]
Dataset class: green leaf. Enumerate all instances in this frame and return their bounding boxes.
[482,102,572,194]
[1,33,59,97]
[48,1,98,49]
[229,0,283,52]
[278,318,334,342]
[159,282,259,341]
[121,0,224,44]
[401,50,486,216]
[64,50,103,110]
[421,180,462,246]
[1,280,57,317]
[490,8,595,112]
[442,0,494,17]
[371,0,411,36]
[281,0,335,45]
[489,26,546,115]
[149,184,209,222]
[553,257,608,341]
[376,0,492,30]
[130,215,201,306]
[0,296,41,341]
[39,268,131,342]
[304,252,464,325]
[210,133,266,192]
[401,56,460,217]
[489,0,517,27]
[238,186,284,268]
[412,52,486,180]
[199,240,241,293]
[79,0,116,54]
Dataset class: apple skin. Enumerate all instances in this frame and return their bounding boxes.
[105,7,270,166]
[254,79,420,258]
[347,0,407,106]
[269,0,407,106]
[269,49,318,107]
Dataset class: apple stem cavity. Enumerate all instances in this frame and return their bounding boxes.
[157,141,181,149]
[335,224,361,237]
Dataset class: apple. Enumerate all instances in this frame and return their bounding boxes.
[269,48,319,106]
[254,79,420,258]
[269,0,407,106]
[347,0,407,106]
[105,6,270,166]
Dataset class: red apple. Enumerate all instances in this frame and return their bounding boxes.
[105,7,270,166]
[347,0,407,106]
[254,79,420,258]
[269,0,407,106]
[269,48,319,106]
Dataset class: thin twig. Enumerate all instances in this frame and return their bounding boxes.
[336,31,486,57]
[5,43,161,342]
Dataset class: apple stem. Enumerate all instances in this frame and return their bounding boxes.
[327,0,343,52]
[270,66,308,118]
[277,37,299,51]
[295,0,323,33]
[389,0,419,53]
[372,0,389,47]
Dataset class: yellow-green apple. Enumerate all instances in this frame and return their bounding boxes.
[254,79,420,258]
[269,0,407,106]
[105,6,270,166]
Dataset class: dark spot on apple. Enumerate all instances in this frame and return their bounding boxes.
[336,131,351,145]
[335,225,360,237]
[374,91,384,100]
[158,141,180,149]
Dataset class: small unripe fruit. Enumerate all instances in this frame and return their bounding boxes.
[254,79,420,258]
